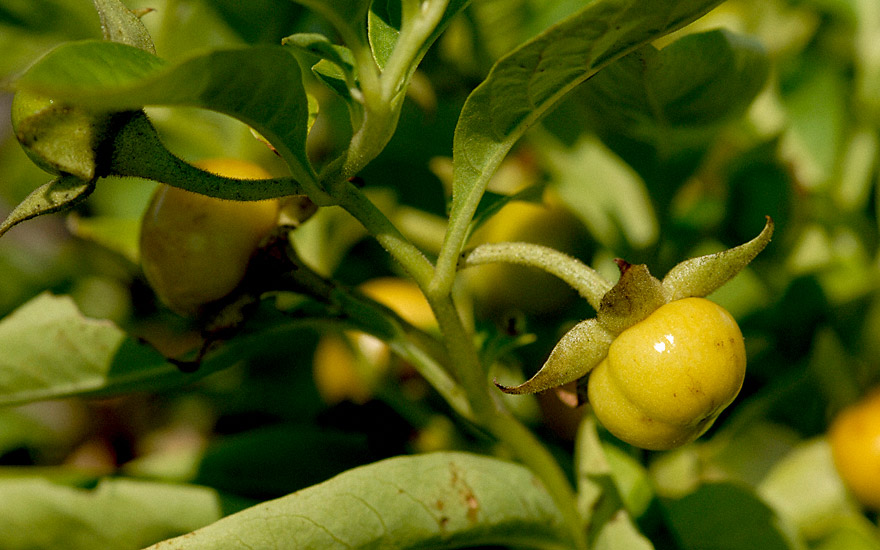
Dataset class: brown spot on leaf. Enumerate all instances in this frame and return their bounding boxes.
[466,493,479,523]
[449,462,480,523]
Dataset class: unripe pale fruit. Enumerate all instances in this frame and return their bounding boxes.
[139,158,278,316]
[829,389,880,509]
[588,297,746,450]
[11,91,109,180]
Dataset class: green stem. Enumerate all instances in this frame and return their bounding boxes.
[427,295,494,418]
[426,291,588,549]
[488,413,589,550]
[331,179,435,289]
[274,244,471,420]
[380,0,450,102]
[461,242,612,311]
[108,111,329,202]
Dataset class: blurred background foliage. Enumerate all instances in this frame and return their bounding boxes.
[1,0,880,548]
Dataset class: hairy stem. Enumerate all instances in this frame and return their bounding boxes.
[426,290,588,549]
[460,242,612,311]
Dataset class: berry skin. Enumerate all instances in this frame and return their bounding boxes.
[588,297,746,450]
[829,389,880,509]
[139,158,278,316]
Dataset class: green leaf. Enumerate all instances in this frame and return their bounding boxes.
[758,438,861,541]
[92,0,156,53]
[574,417,654,548]
[542,134,658,249]
[367,2,399,68]
[368,0,470,69]
[14,41,315,185]
[450,0,726,228]
[0,476,227,550]
[145,451,572,550]
[0,292,310,406]
[283,32,355,72]
[578,29,769,149]
[663,482,802,550]
[65,214,141,264]
[602,444,653,519]
[592,512,655,550]
[0,292,174,405]
[780,58,847,189]
[0,176,95,239]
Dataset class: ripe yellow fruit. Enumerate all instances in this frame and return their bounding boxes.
[139,158,278,316]
[312,277,435,404]
[588,297,746,450]
[829,389,880,509]
[358,277,436,328]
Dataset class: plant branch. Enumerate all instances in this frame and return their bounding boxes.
[460,242,612,311]
[381,0,450,103]
[330,179,435,289]
[425,291,588,549]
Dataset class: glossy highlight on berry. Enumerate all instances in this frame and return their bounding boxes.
[588,297,746,450]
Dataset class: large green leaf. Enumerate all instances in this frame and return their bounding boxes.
[450,0,725,229]
[0,476,229,550]
[0,292,184,405]
[0,292,308,406]
[577,29,769,151]
[13,40,315,185]
[662,482,802,550]
[145,451,572,549]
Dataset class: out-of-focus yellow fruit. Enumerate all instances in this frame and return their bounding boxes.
[358,277,436,329]
[312,277,435,404]
[139,158,278,316]
[829,389,880,509]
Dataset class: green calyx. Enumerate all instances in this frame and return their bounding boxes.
[495,217,774,395]
[11,91,114,181]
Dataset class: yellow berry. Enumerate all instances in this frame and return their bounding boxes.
[588,297,746,450]
[139,158,278,316]
[312,278,434,404]
[829,389,880,509]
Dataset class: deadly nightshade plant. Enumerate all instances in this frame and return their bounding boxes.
[0,0,779,548]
